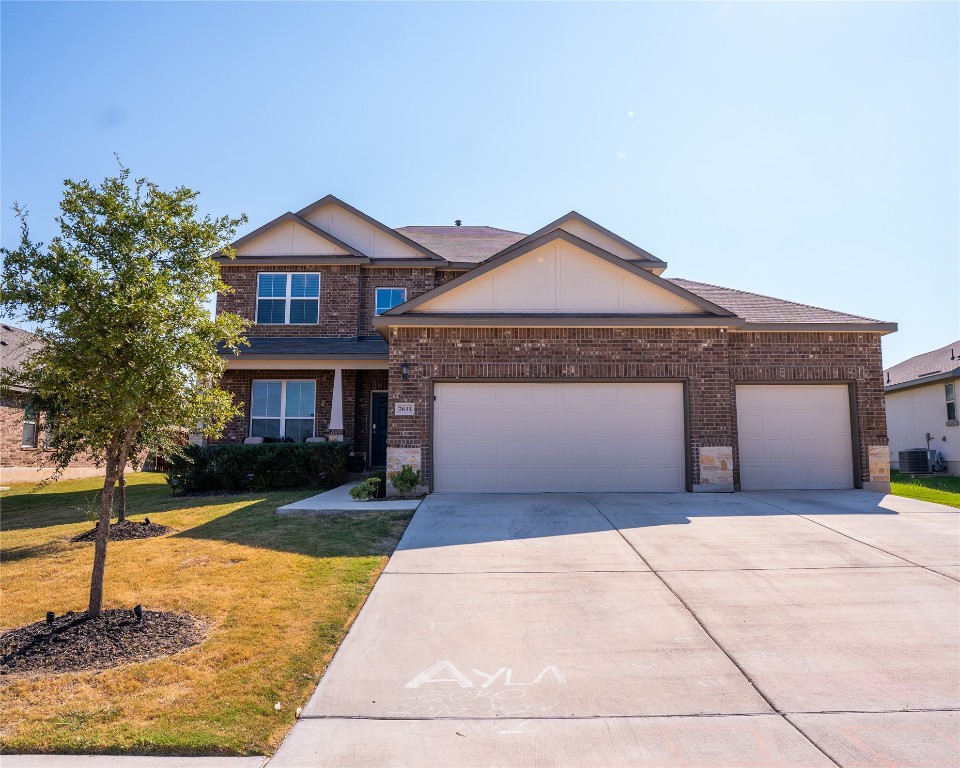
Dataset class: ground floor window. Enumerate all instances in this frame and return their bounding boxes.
[250,380,316,441]
[21,403,38,448]
[947,382,957,423]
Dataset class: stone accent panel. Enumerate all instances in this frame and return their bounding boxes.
[698,446,734,490]
[866,445,891,492]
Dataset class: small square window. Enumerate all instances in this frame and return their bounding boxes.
[375,287,407,315]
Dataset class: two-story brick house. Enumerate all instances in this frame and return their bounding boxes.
[215,195,896,494]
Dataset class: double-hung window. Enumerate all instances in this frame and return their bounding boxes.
[250,380,316,441]
[257,273,320,324]
[21,402,38,448]
[375,287,407,315]
[946,382,957,424]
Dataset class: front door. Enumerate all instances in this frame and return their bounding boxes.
[370,391,388,467]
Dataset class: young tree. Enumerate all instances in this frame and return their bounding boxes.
[1,164,248,617]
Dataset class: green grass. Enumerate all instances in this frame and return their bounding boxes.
[890,470,960,509]
[0,472,412,756]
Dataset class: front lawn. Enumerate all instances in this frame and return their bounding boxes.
[0,472,412,756]
[890,470,960,509]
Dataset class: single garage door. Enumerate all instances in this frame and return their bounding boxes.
[736,384,854,490]
[433,382,685,492]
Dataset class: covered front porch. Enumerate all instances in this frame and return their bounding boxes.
[216,337,389,469]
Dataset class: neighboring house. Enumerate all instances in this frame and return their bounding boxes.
[884,341,960,475]
[0,324,100,482]
[214,195,896,493]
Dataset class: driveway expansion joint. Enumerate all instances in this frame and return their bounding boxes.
[739,493,960,583]
[583,495,845,768]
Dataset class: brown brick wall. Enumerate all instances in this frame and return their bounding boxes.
[218,264,443,338]
[216,369,391,460]
[385,327,887,489]
[728,331,888,486]
[217,264,361,337]
[358,268,435,335]
[435,270,464,286]
[0,394,99,473]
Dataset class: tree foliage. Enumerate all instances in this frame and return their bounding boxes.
[0,163,248,616]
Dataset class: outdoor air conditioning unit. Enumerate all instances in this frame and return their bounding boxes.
[898,448,945,474]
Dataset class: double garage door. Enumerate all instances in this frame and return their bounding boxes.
[433,383,686,493]
[432,382,854,493]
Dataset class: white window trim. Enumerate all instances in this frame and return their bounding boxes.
[374,286,407,316]
[257,273,320,325]
[250,379,316,440]
[946,382,957,425]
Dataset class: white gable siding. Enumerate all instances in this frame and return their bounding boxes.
[558,219,636,260]
[416,240,705,314]
[235,221,350,257]
[302,204,429,260]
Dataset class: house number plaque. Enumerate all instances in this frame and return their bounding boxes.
[395,403,415,416]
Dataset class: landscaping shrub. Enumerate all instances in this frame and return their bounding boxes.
[349,477,382,501]
[389,464,423,497]
[166,442,350,493]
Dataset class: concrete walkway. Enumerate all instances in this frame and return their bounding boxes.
[272,490,960,767]
[275,481,421,514]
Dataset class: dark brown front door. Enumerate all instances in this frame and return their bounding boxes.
[370,392,388,467]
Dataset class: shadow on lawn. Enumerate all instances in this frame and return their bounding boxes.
[173,498,413,559]
[0,477,311,533]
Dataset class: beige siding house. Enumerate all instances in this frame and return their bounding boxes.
[884,341,960,475]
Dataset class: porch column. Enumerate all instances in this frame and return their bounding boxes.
[328,367,344,441]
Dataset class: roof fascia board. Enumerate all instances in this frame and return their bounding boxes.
[374,314,745,330]
[295,194,446,261]
[215,256,370,266]
[737,322,898,334]
[885,367,960,393]
[223,357,388,370]
[493,211,665,265]
[384,230,736,318]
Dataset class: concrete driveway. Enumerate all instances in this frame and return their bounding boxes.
[271,491,960,768]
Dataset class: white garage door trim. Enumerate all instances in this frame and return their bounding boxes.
[736,384,855,490]
[432,381,687,493]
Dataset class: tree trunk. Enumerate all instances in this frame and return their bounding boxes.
[117,466,127,523]
[88,454,120,618]
[88,425,138,618]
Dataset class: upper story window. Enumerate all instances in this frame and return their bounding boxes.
[257,273,320,325]
[946,382,957,424]
[375,287,407,316]
[250,380,316,441]
[21,402,38,448]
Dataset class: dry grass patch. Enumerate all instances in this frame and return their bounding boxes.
[0,473,412,756]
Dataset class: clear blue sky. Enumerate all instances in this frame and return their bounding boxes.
[2,1,957,366]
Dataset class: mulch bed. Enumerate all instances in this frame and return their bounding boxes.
[71,520,174,543]
[0,609,209,675]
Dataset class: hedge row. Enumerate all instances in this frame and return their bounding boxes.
[166,442,350,493]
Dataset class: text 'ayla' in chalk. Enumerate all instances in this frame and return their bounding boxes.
[404,661,566,689]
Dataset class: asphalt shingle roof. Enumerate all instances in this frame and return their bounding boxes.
[884,341,960,388]
[0,324,42,384]
[222,336,388,358]
[396,226,526,263]
[669,279,887,325]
